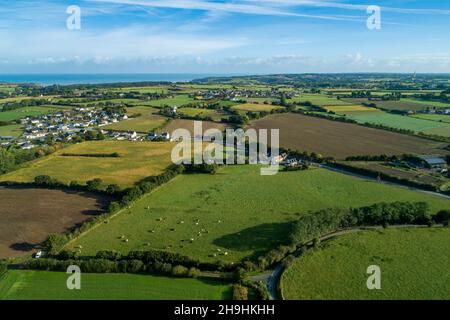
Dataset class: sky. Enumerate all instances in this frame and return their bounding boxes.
[1,0,450,74]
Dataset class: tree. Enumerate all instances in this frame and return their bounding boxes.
[86,178,103,191]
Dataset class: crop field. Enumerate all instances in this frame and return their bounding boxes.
[289,94,351,106]
[67,165,450,263]
[411,114,450,123]
[282,228,450,300]
[249,113,447,159]
[0,124,23,138]
[324,105,378,113]
[0,141,175,188]
[0,271,232,300]
[232,103,281,112]
[0,106,63,122]
[157,119,229,135]
[103,107,167,133]
[342,111,450,137]
[244,97,277,104]
[0,187,112,258]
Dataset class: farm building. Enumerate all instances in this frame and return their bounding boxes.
[409,155,448,169]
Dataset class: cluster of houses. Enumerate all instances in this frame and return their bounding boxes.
[0,107,129,148]
[190,88,296,101]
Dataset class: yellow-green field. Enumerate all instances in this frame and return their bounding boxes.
[103,106,167,133]
[0,124,23,138]
[324,105,378,113]
[232,103,281,112]
[0,141,175,187]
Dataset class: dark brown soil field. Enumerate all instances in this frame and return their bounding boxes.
[0,187,113,258]
[249,113,447,159]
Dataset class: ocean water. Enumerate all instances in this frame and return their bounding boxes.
[0,74,227,86]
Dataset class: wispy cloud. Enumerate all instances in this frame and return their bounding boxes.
[88,0,365,22]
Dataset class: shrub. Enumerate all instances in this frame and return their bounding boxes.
[172,265,189,277]
[232,285,249,300]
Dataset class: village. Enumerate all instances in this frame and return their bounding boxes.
[0,106,171,149]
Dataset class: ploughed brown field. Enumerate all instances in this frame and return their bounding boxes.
[0,187,113,258]
[249,113,447,159]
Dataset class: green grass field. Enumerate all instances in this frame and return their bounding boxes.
[0,141,175,188]
[178,107,227,121]
[67,165,450,263]
[343,111,450,137]
[281,228,450,300]
[0,106,63,122]
[0,124,23,138]
[289,94,351,106]
[411,114,450,123]
[103,106,167,133]
[143,95,196,108]
[403,98,450,109]
[232,103,281,112]
[0,271,231,300]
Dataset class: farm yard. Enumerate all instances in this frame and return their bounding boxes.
[0,271,232,300]
[248,113,448,159]
[66,165,450,263]
[0,141,175,188]
[281,228,450,300]
[0,187,112,258]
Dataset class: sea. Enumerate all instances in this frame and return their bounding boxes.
[0,74,230,86]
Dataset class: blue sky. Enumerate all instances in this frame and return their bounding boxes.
[1,0,450,73]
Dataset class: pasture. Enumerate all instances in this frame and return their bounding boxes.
[103,107,167,133]
[249,113,447,159]
[67,165,450,263]
[0,141,175,188]
[411,114,450,124]
[289,94,351,106]
[178,107,227,121]
[324,105,378,113]
[343,111,450,137]
[232,103,281,113]
[341,98,434,112]
[0,187,112,258]
[144,95,196,108]
[0,124,23,138]
[0,106,63,122]
[282,228,450,300]
[0,271,231,300]
[157,119,229,135]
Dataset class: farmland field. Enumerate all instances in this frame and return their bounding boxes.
[342,111,450,137]
[178,107,227,121]
[249,113,447,159]
[0,124,23,138]
[0,271,232,300]
[282,228,450,300]
[103,107,167,133]
[232,103,282,112]
[0,187,112,258]
[341,98,437,112]
[67,165,450,262]
[0,141,175,188]
[411,114,450,123]
[0,106,64,122]
[157,119,229,135]
[143,95,196,108]
[289,94,351,106]
[324,105,377,113]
